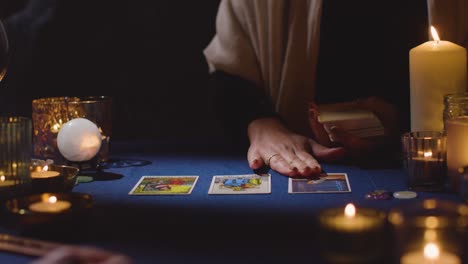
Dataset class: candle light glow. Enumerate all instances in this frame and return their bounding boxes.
[28,194,71,213]
[401,242,461,264]
[424,243,439,260]
[344,203,355,218]
[0,174,15,187]
[30,165,60,179]
[320,203,384,232]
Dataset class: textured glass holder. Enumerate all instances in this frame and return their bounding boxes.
[444,93,468,194]
[32,96,112,170]
[401,131,447,192]
[0,116,32,200]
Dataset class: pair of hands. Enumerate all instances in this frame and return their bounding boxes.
[247,97,399,177]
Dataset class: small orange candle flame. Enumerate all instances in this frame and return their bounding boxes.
[424,242,440,260]
[424,151,433,158]
[430,26,440,43]
[344,203,356,218]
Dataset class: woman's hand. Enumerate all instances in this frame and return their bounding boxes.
[247,117,345,177]
[308,97,400,162]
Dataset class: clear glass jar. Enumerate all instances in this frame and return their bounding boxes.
[443,92,468,194]
[443,93,468,132]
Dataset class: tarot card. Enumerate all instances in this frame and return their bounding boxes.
[288,173,351,193]
[129,176,199,195]
[208,174,271,194]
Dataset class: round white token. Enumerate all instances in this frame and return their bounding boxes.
[57,118,102,162]
[393,191,418,199]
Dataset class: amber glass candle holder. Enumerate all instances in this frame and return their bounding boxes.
[32,96,112,170]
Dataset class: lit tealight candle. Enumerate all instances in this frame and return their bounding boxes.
[0,174,15,187]
[57,118,102,162]
[30,165,60,179]
[318,203,387,263]
[321,203,384,232]
[409,26,467,132]
[28,195,71,213]
[401,242,461,264]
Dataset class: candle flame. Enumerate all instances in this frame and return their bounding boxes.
[48,196,58,204]
[0,175,5,182]
[424,151,433,158]
[430,26,440,43]
[42,165,49,172]
[424,242,440,260]
[344,203,356,218]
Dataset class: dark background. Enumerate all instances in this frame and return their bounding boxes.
[0,0,428,148]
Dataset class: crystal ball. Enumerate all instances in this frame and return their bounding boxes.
[57,118,102,162]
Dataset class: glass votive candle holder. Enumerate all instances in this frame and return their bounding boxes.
[401,131,447,192]
[30,162,79,194]
[317,203,388,263]
[4,192,93,229]
[0,116,32,200]
[389,199,467,264]
[446,116,468,194]
[32,96,112,170]
[460,166,468,203]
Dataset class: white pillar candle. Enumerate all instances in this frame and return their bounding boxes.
[446,116,468,192]
[409,26,467,132]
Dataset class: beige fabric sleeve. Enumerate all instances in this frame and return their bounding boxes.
[204,0,323,134]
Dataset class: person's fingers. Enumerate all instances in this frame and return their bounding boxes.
[308,104,334,146]
[72,246,132,264]
[248,144,298,176]
[268,154,300,177]
[328,126,371,150]
[247,147,264,170]
[30,247,77,264]
[102,254,134,264]
[295,150,322,175]
[309,138,346,162]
